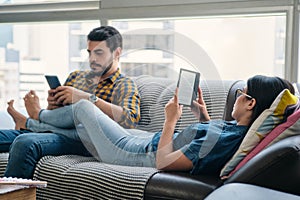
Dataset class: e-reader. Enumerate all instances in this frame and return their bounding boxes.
[177,68,200,106]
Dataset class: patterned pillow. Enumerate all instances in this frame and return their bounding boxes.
[226,108,300,177]
[220,89,298,177]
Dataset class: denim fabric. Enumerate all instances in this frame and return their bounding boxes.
[27,106,79,141]
[64,100,156,167]
[26,100,157,168]
[0,129,31,152]
[39,106,76,128]
[180,120,248,175]
[4,133,90,179]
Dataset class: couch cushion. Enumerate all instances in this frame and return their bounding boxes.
[33,155,158,200]
[0,153,8,176]
[220,89,298,177]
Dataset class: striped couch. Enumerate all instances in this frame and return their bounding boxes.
[0,75,243,199]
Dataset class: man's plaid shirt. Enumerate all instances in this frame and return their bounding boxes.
[64,69,140,128]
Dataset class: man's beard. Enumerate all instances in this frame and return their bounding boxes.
[85,59,113,83]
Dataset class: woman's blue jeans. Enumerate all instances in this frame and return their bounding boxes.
[26,100,156,168]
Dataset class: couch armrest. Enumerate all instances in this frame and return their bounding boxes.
[225,135,300,195]
[144,172,222,200]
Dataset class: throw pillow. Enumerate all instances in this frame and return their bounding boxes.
[220,89,298,177]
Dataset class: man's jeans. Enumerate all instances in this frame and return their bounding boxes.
[0,129,90,179]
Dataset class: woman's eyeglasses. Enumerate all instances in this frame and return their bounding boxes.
[235,89,253,100]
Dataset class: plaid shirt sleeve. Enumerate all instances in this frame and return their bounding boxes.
[112,77,141,128]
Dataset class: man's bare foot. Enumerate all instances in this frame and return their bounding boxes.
[24,90,41,120]
[7,100,27,130]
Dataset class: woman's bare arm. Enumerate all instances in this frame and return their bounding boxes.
[156,88,193,171]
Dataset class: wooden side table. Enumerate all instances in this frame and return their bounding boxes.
[0,185,36,200]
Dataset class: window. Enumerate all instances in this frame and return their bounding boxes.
[111,14,286,81]
[0,21,99,110]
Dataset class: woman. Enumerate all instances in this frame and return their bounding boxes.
[7,75,294,175]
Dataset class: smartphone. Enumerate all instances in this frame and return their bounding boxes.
[45,75,61,89]
[177,68,200,106]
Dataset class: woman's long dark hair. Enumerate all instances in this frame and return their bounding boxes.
[246,75,294,126]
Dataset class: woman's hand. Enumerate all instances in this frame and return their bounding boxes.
[164,88,183,125]
[191,87,210,122]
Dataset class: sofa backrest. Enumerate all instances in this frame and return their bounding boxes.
[133,75,245,132]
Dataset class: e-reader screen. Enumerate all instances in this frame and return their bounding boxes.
[177,68,200,106]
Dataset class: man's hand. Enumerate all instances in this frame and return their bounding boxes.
[54,86,90,105]
[47,89,62,110]
[191,87,210,122]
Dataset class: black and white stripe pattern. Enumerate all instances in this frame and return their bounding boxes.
[34,155,158,200]
[134,76,234,132]
[0,153,8,176]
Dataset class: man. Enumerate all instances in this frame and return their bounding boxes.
[0,26,141,178]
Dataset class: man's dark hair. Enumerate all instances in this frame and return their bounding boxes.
[87,26,122,52]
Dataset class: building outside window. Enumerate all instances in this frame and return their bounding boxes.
[0,21,99,110]
[111,14,286,81]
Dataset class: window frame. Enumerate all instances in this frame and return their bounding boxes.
[0,0,100,22]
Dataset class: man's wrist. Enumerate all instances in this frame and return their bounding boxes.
[88,94,99,104]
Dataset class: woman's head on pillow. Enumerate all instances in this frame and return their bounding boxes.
[247,75,294,126]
